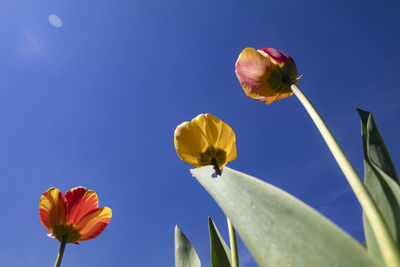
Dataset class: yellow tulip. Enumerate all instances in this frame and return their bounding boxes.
[174,114,237,174]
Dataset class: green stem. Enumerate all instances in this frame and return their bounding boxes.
[227,218,239,267]
[287,81,400,267]
[54,235,67,267]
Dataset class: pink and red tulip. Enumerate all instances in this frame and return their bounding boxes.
[235,47,299,105]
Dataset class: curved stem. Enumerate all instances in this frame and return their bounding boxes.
[287,81,400,267]
[54,235,67,267]
[227,218,239,267]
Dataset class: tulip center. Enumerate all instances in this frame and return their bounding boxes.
[53,224,81,243]
[199,146,226,175]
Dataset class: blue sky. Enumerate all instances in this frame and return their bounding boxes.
[0,0,400,266]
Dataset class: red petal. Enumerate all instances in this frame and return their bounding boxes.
[64,187,98,225]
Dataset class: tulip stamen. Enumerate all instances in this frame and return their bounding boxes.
[211,157,221,176]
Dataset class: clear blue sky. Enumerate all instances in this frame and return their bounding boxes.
[1,0,400,266]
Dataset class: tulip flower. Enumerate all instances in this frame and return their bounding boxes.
[235,47,300,105]
[235,45,400,267]
[39,187,112,267]
[174,113,237,175]
[174,114,240,266]
[175,114,239,266]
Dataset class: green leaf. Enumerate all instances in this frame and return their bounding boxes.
[358,109,400,263]
[209,217,232,267]
[191,166,378,267]
[175,225,201,267]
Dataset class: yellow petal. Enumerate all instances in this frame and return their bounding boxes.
[195,114,224,147]
[75,207,112,241]
[39,188,67,233]
[221,125,237,165]
[174,120,208,167]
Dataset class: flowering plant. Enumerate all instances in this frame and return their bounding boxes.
[173,47,400,267]
[39,187,111,266]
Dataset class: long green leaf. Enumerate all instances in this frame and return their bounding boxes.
[175,225,201,267]
[191,166,378,267]
[358,109,400,264]
[209,217,231,267]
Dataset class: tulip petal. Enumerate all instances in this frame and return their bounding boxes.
[263,90,293,105]
[174,120,208,167]
[65,187,98,225]
[193,113,237,167]
[235,47,275,100]
[195,114,224,148]
[259,48,298,80]
[210,116,237,166]
[214,119,233,150]
[75,207,112,241]
[39,188,67,233]
[221,126,237,164]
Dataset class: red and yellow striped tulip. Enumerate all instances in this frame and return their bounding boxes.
[235,47,299,105]
[39,187,112,244]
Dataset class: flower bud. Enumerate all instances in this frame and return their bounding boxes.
[235,47,299,105]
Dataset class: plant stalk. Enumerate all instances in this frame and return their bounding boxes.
[211,157,222,176]
[227,217,239,267]
[287,80,400,267]
[54,235,67,267]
